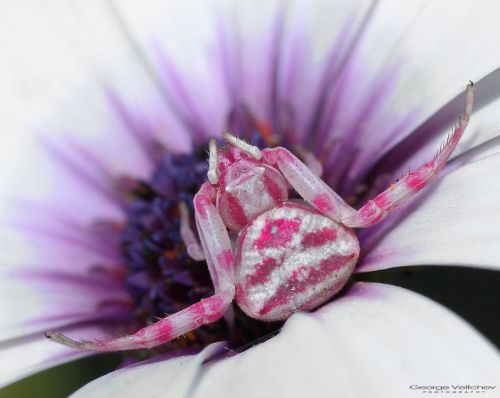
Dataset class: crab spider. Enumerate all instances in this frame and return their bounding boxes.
[47,83,474,351]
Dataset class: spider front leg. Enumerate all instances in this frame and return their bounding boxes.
[47,184,235,352]
[263,82,473,228]
[46,290,233,351]
[193,182,236,292]
[342,82,473,227]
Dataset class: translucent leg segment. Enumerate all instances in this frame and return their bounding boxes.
[179,202,205,261]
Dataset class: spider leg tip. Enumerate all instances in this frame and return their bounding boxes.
[45,331,85,349]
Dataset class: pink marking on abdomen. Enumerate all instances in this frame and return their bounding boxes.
[254,217,301,250]
[300,277,346,310]
[245,257,279,286]
[313,194,334,213]
[259,253,354,316]
[301,228,337,247]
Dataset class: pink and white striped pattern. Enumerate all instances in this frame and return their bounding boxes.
[235,202,359,321]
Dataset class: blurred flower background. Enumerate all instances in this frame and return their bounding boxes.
[0,0,500,397]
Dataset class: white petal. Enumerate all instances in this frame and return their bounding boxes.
[72,342,225,398]
[402,90,500,173]
[0,325,108,388]
[0,269,129,342]
[359,0,500,139]
[0,2,192,205]
[347,1,500,186]
[105,0,373,137]
[0,224,130,341]
[72,284,499,398]
[360,153,500,272]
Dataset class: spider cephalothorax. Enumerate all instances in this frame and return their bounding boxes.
[47,83,473,351]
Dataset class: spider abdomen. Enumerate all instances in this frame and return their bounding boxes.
[235,202,359,321]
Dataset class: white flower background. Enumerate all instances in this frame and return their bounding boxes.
[0,0,499,397]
